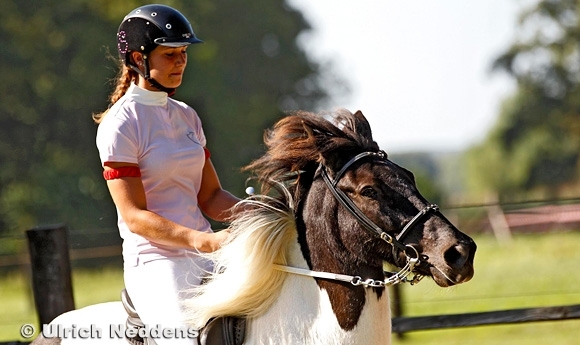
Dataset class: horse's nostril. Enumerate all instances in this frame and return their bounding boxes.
[444,244,468,268]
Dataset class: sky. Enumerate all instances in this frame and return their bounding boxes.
[288,0,533,153]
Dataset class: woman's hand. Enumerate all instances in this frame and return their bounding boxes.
[197,229,231,253]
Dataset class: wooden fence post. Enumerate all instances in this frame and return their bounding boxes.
[26,224,75,327]
[487,204,513,245]
[391,284,405,339]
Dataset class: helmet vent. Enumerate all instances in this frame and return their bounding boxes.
[151,12,157,17]
[166,24,172,29]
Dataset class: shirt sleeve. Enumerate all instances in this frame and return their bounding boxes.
[95,108,139,166]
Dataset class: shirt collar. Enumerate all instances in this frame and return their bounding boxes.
[127,83,168,106]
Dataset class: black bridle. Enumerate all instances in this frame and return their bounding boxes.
[320,150,439,259]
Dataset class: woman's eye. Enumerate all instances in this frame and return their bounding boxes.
[166,50,186,57]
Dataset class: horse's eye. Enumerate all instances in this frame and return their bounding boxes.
[360,186,378,199]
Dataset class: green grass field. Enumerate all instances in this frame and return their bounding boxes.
[1,232,579,343]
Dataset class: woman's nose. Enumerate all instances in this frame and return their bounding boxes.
[176,52,187,65]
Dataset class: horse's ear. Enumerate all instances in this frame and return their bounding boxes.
[352,110,377,147]
[353,111,369,129]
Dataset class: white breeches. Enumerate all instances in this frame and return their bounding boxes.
[124,256,212,345]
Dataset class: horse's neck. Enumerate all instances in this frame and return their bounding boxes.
[304,219,389,330]
[247,241,392,345]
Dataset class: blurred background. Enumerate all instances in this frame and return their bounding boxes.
[1,0,579,344]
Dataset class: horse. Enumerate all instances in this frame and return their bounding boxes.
[32,109,476,345]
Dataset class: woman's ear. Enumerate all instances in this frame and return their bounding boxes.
[130,52,144,67]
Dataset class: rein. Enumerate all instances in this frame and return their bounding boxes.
[272,255,421,288]
[274,150,439,288]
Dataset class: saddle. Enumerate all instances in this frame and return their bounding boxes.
[120,289,246,345]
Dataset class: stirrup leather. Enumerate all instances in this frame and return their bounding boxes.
[120,289,150,345]
[197,316,246,345]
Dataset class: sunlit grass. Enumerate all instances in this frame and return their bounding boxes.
[1,232,579,343]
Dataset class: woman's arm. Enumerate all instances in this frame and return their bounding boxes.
[197,158,241,222]
[103,162,228,253]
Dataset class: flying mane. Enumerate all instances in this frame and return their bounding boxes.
[183,193,296,328]
[246,109,379,195]
[183,109,379,328]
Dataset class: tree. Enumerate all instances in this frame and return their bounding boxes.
[0,0,337,238]
[0,0,115,235]
[464,0,580,201]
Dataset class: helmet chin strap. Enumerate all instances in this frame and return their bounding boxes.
[130,54,176,97]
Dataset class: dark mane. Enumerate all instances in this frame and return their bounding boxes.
[243,109,380,198]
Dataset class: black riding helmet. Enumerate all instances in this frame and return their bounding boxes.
[117,4,203,94]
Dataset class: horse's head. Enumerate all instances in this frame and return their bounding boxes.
[307,111,475,288]
[244,109,475,288]
[317,148,476,287]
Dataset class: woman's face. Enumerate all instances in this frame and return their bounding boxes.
[134,45,188,90]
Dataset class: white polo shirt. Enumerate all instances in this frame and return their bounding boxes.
[96,83,212,266]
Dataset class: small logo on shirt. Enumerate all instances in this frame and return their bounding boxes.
[186,131,197,143]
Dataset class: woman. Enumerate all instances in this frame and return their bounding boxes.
[94,4,238,343]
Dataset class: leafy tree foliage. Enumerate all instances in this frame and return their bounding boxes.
[464,0,580,201]
[0,0,333,237]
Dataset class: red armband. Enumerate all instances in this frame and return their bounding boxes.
[103,166,141,180]
[204,147,211,160]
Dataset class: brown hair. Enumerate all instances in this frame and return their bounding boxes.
[92,65,139,124]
